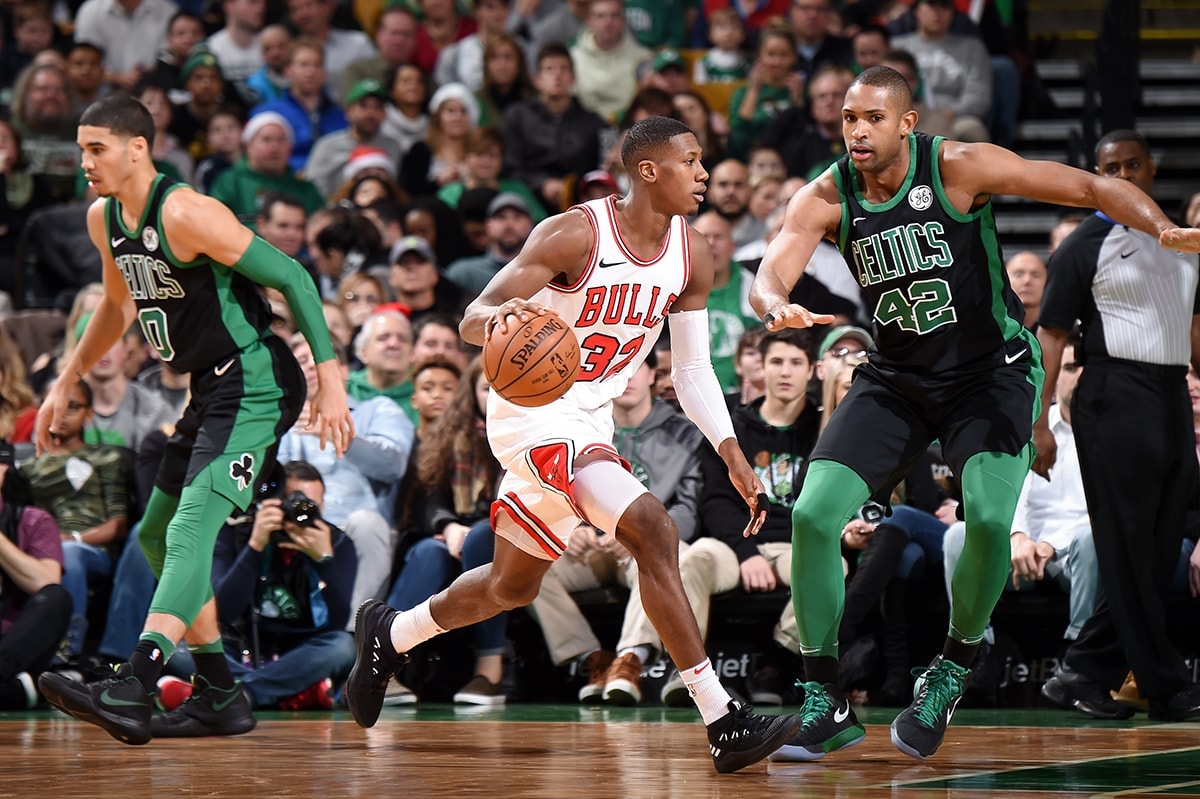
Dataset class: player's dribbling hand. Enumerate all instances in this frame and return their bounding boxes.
[762,304,836,331]
[1159,227,1200,253]
[486,299,556,339]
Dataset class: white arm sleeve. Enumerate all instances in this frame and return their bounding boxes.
[668,309,736,451]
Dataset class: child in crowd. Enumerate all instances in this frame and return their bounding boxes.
[193,106,244,194]
[694,7,748,84]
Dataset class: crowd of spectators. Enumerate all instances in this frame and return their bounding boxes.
[0,0,1193,715]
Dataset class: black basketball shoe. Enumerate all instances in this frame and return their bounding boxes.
[151,676,257,738]
[346,599,408,728]
[38,664,154,745]
[890,655,971,760]
[706,700,803,774]
[768,681,865,762]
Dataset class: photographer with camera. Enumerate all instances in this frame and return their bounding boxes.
[151,461,357,737]
[0,443,72,709]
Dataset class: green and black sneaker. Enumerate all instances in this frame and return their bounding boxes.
[38,664,154,745]
[768,681,865,762]
[890,655,970,761]
[151,675,257,738]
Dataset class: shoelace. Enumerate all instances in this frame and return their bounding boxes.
[795,681,833,728]
[909,664,966,728]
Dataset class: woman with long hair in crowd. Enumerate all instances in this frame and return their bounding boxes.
[476,33,532,129]
[0,332,39,443]
[400,82,479,196]
[383,356,507,705]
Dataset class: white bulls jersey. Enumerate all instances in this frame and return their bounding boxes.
[487,195,692,470]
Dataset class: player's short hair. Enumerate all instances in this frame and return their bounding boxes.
[850,65,913,112]
[1094,129,1149,163]
[79,94,156,149]
[620,115,694,173]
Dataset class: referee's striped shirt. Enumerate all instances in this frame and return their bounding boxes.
[1040,212,1199,365]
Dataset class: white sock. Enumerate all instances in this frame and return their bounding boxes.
[388,598,446,654]
[681,659,733,725]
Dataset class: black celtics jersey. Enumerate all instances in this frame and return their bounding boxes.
[105,174,273,374]
[832,133,1027,373]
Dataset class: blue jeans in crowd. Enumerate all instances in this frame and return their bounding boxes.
[98,525,157,661]
[886,504,948,581]
[59,539,117,657]
[386,519,506,656]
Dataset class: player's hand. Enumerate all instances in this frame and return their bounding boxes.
[739,554,778,593]
[486,300,557,339]
[718,440,769,537]
[1159,227,1200,253]
[309,360,355,457]
[1031,424,1057,479]
[762,303,836,331]
[34,377,73,456]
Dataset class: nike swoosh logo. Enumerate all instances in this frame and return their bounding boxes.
[598,259,627,268]
[214,357,236,376]
[1119,250,1138,259]
[211,689,242,712]
[101,687,147,707]
[833,703,850,723]
[111,237,126,248]
[852,217,865,227]
[692,662,709,676]
[1004,348,1027,365]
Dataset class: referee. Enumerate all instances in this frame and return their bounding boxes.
[1036,129,1200,722]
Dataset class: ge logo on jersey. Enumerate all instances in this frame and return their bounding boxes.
[908,185,934,212]
[142,226,160,252]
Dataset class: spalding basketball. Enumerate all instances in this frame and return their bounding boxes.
[483,313,580,407]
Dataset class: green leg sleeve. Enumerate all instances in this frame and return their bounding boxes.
[138,487,180,579]
[790,460,872,658]
[948,446,1032,643]
[147,469,236,626]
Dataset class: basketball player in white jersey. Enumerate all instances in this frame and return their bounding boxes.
[345,116,802,773]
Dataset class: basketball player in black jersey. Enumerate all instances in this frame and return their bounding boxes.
[34,94,354,745]
[749,66,1200,762]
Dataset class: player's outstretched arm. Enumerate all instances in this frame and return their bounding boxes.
[670,231,768,538]
[460,209,593,347]
[160,189,355,456]
[749,174,841,331]
[37,200,136,455]
[940,140,1180,242]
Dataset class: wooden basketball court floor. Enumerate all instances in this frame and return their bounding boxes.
[5,704,1199,798]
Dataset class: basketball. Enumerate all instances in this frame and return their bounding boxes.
[483,313,580,407]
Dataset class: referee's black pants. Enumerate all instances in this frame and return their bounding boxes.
[1063,358,1195,702]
